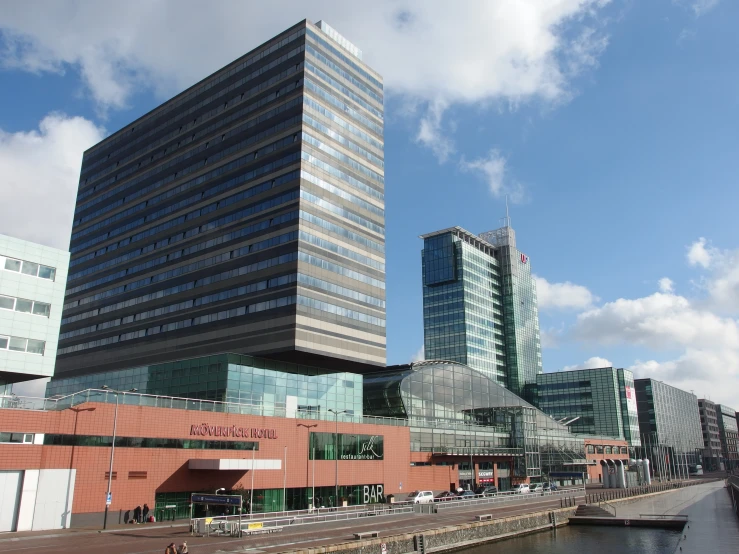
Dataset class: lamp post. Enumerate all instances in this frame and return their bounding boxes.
[297,423,318,510]
[328,409,347,508]
[101,386,137,530]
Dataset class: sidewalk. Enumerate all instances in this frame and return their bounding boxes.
[0,520,187,542]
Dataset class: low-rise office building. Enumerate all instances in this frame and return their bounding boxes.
[0,235,69,394]
[534,366,641,447]
[583,437,630,484]
[698,398,724,471]
[717,404,739,471]
[635,378,703,473]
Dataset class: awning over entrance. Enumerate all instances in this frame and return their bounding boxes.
[188,459,282,470]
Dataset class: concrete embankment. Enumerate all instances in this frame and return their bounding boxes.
[285,480,719,554]
[286,506,577,554]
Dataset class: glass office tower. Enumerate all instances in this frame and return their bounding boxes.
[420,222,542,396]
[535,366,641,447]
[635,378,703,466]
[55,20,385,384]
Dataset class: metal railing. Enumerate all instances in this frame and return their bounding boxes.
[599,501,617,516]
[424,446,522,457]
[190,503,416,536]
[434,486,585,511]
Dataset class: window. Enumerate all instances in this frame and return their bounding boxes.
[587,445,595,454]
[9,337,27,351]
[38,266,56,280]
[0,433,33,444]
[2,256,55,280]
[26,339,45,355]
[0,295,51,317]
[21,261,39,276]
[604,446,612,455]
[32,302,50,317]
[15,299,33,313]
[0,336,45,355]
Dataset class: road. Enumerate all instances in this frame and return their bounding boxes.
[0,492,585,554]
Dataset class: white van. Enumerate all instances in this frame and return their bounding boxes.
[406,490,435,503]
[513,484,530,494]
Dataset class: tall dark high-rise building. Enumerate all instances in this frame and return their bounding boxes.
[55,20,385,383]
[420,218,542,396]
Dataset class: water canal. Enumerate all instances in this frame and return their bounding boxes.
[459,525,682,554]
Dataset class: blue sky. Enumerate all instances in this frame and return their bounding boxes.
[1,0,737,404]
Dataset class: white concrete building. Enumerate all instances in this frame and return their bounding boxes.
[0,235,69,393]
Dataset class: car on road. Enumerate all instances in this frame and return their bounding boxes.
[407,490,435,503]
[457,490,479,499]
[513,484,530,494]
[530,483,544,493]
[475,486,498,497]
[434,491,458,501]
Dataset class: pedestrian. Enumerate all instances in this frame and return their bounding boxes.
[143,503,150,523]
[178,541,189,554]
[165,542,177,554]
[133,505,142,524]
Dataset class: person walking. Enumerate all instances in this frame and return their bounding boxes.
[178,541,189,553]
[165,542,177,554]
[133,505,142,524]
[142,503,150,523]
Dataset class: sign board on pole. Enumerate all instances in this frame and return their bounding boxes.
[191,494,242,507]
[381,543,388,554]
[106,492,112,506]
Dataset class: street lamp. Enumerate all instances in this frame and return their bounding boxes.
[101,386,138,530]
[328,409,347,508]
[215,488,225,495]
[297,423,318,510]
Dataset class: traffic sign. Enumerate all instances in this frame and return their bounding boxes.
[106,492,112,506]
[381,543,387,554]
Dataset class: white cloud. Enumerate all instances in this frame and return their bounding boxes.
[412,345,425,362]
[0,113,105,249]
[672,0,721,17]
[563,356,613,371]
[0,1,612,150]
[571,254,739,406]
[629,348,738,406]
[687,237,713,268]
[535,275,597,311]
[691,0,721,17]
[459,149,527,202]
[416,99,454,162]
[658,277,674,293]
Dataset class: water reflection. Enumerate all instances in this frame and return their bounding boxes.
[460,526,681,554]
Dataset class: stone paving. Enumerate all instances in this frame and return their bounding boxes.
[615,481,739,553]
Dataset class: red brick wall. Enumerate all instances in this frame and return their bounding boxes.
[584,437,629,482]
[0,403,410,515]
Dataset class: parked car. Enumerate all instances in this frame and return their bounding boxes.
[513,484,530,494]
[458,490,478,499]
[543,482,558,492]
[476,486,498,497]
[530,483,544,493]
[434,491,457,501]
[406,490,435,504]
